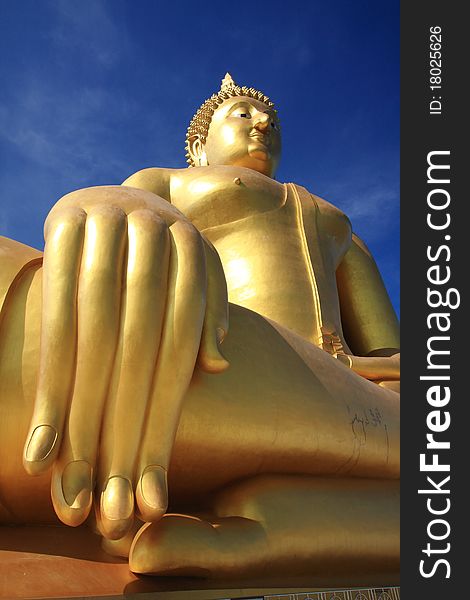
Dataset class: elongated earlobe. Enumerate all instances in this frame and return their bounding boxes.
[188,135,208,167]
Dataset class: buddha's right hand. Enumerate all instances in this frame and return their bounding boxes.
[22,185,229,539]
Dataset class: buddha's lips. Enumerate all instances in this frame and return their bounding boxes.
[250,132,270,145]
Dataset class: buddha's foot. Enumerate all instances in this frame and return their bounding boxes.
[129,514,266,577]
[127,475,399,580]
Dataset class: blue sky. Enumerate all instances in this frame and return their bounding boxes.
[0,0,399,313]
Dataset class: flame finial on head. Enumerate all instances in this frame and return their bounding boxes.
[185,73,277,166]
[221,73,236,92]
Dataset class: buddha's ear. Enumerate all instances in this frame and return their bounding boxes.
[187,134,208,167]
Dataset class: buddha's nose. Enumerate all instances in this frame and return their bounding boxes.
[254,113,270,132]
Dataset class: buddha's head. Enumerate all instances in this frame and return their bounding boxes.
[186,74,281,178]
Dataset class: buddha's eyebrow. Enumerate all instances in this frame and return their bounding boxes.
[225,101,254,114]
[225,102,277,119]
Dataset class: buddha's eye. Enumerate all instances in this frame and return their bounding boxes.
[236,112,251,118]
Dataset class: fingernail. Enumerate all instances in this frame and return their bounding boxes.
[216,327,226,344]
[61,460,92,510]
[102,476,133,521]
[25,425,57,462]
[140,466,168,511]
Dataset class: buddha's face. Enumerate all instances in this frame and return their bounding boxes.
[198,96,281,178]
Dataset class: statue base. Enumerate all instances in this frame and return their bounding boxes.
[0,526,399,599]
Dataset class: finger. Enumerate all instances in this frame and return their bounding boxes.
[101,518,143,559]
[338,354,400,380]
[96,210,170,539]
[23,206,86,476]
[197,238,229,374]
[50,205,127,526]
[135,220,207,522]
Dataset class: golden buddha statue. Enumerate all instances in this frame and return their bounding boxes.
[0,74,399,585]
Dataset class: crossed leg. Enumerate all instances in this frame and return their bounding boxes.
[106,475,399,585]
[0,261,399,585]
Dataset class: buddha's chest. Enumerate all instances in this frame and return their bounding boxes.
[171,169,351,346]
[170,166,285,230]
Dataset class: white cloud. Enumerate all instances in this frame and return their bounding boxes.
[323,179,399,241]
[0,79,135,183]
[340,187,397,220]
[46,0,127,67]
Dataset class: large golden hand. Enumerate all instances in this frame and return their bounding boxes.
[22,185,228,539]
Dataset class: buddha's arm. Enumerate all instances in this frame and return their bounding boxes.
[0,236,43,315]
[336,233,400,381]
[121,167,172,200]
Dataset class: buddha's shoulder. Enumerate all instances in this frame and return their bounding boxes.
[122,167,186,201]
[312,193,350,223]
[297,187,352,239]
[288,184,352,264]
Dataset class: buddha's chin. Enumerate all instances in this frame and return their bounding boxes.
[229,149,275,177]
[248,144,270,162]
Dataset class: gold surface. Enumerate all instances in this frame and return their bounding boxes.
[0,524,399,598]
[0,74,399,586]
